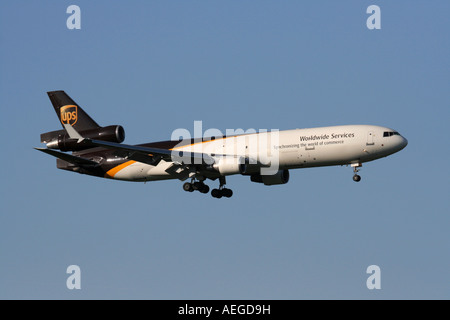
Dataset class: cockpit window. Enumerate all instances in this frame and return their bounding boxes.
[383,131,401,137]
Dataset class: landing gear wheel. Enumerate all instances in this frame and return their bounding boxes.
[193,182,202,190]
[211,189,222,198]
[199,184,210,194]
[211,177,234,199]
[353,174,361,182]
[183,182,194,192]
[222,188,233,198]
[183,179,210,194]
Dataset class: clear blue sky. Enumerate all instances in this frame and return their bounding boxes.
[1,1,449,299]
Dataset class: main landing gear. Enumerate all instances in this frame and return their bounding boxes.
[211,188,233,198]
[211,176,233,199]
[182,176,233,198]
[352,163,362,182]
[183,180,210,194]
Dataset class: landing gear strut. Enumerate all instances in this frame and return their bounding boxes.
[352,163,362,182]
[211,176,233,199]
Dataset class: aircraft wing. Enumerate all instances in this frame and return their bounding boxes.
[86,139,215,166]
[61,123,215,166]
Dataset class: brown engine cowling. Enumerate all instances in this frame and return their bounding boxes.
[45,125,125,151]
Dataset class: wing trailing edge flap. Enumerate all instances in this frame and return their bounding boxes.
[164,163,193,181]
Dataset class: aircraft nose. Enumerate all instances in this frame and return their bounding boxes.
[400,136,408,149]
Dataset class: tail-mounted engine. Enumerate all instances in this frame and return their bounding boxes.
[41,125,125,151]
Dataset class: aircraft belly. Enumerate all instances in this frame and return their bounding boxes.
[113,161,172,182]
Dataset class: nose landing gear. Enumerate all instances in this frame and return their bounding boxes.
[352,163,362,182]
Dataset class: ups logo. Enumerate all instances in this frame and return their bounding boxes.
[60,105,78,126]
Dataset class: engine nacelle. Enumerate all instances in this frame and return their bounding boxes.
[45,125,125,151]
[250,169,290,186]
[81,125,125,143]
[213,158,247,176]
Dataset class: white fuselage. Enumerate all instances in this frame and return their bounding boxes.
[111,125,408,182]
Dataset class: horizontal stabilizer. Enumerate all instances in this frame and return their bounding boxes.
[35,148,99,167]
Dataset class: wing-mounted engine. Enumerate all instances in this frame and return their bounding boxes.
[41,125,125,151]
[211,156,262,176]
[212,157,247,175]
[250,169,290,186]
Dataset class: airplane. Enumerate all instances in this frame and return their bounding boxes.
[36,91,408,198]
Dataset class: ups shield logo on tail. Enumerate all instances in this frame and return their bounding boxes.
[60,105,78,126]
